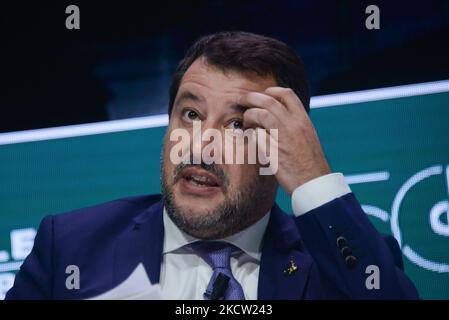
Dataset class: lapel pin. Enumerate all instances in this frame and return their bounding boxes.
[284,256,298,275]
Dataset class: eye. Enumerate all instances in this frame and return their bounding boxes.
[227,119,244,130]
[183,109,200,122]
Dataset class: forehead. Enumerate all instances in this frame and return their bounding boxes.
[177,58,277,99]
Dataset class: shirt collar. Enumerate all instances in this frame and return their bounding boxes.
[162,207,270,261]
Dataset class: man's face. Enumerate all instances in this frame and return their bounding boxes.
[161,57,277,239]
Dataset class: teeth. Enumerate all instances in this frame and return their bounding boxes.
[192,175,208,183]
[186,174,217,186]
[193,175,208,182]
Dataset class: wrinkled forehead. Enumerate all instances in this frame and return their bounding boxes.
[175,58,277,107]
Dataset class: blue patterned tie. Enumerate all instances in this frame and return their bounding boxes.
[188,241,246,300]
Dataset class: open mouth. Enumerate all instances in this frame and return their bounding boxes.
[178,167,222,196]
[181,167,221,187]
[184,174,220,187]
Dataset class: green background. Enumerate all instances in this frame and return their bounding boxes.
[1,91,448,299]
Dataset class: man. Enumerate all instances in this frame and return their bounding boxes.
[6,31,418,300]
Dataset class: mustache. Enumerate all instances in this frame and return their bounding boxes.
[173,162,229,191]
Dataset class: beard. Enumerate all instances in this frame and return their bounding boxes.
[161,159,274,240]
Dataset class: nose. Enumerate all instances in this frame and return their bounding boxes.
[190,120,223,164]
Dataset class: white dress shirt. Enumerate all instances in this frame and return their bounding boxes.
[159,172,351,299]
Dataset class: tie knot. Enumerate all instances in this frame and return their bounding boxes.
[188,241,240,270]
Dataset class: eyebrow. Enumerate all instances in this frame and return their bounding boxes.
[174,91,204,106]
[174,90,245,114]
[227,103,246,114]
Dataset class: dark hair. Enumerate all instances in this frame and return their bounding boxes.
[168,31,310,115]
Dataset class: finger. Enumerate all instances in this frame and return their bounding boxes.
[243,108,278,130]
[255,128,279,176]
[238,92,288,121]
[264,87,306,115]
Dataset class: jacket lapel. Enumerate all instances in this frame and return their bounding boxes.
[112,197,313,299]
[258,204,313,300]
[113,198,165,286]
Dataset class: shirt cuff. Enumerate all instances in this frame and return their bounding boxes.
[291,173,351,216]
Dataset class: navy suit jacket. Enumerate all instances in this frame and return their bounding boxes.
[6,193,419,299]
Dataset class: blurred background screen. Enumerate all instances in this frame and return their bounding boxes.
[1,0,448,299]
